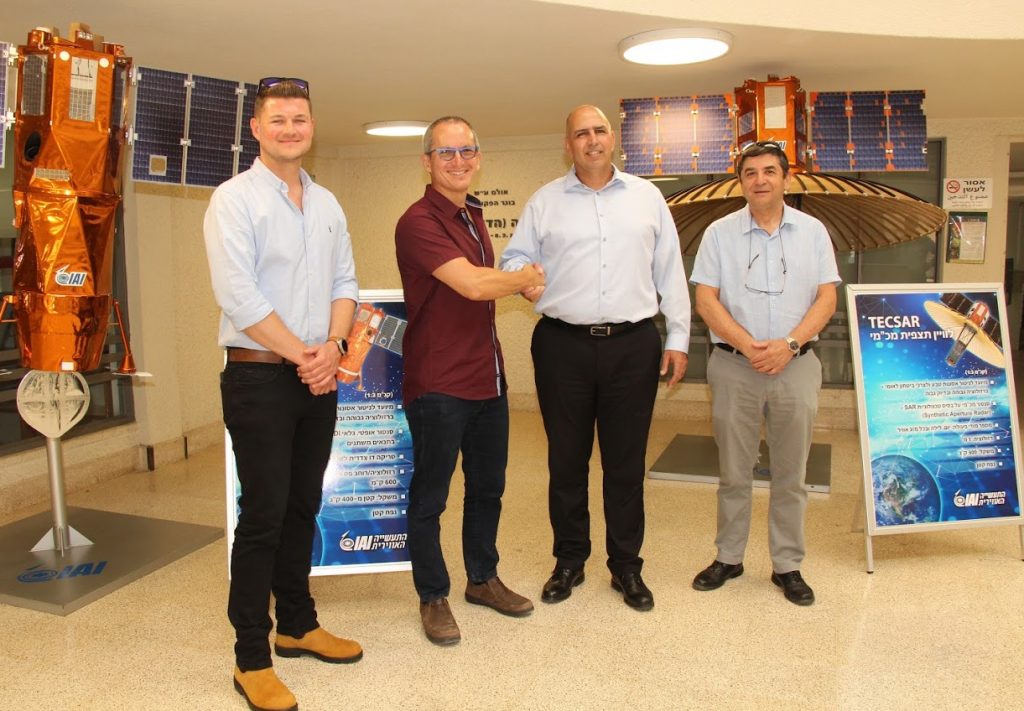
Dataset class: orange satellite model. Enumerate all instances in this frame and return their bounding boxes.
[1,23,136,373]
[338,303,385,386]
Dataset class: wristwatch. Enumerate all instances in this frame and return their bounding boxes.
[785,336,800,356]
[328,336,347,356]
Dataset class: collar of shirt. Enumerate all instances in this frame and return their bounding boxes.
[564,164,626,194]
[423,184,484,218]
[740,203,798,238]
[248,156,313,196]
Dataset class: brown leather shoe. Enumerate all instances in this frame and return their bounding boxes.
[232,666,297,711]
[274,626,363,664]
[465,576,534,617]
[420,598,461,646]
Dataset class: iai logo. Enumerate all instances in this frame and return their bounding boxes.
[17,561,108,583]
[339,531,406,552]
[953,489,1006,507]
[55,265,87,287]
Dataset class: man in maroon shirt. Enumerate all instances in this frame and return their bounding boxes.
[395,116,544,645]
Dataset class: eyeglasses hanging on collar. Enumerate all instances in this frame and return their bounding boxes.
[744,231,787,296]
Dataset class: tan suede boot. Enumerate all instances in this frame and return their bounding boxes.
[274,626,363,663]
[232,666,297,711]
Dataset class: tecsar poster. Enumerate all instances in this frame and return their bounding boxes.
[849,285,1023,534]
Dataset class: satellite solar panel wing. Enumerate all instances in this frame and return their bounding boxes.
[693,95,733,173]
[810,91,853,172]
[237,82,260,174]
[849,91,887,171]
[374,316,407,356]
[620,97,657,176]
[185,75,239,187]
[657,96,692,174]
[888,90,927,170]
[1,42,11,169]
[132,67,187,184]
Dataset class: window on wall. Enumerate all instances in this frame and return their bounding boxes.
[651,139,944,388]
[0,92,135,456]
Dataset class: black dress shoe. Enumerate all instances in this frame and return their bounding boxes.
[771,570,815,606]
[611,572,653,611]
[692,560,744,591]
[541,566,584,603]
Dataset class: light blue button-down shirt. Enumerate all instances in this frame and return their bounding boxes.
[500,166,691,352]
[690,204,840,343]
[203,158,359,349]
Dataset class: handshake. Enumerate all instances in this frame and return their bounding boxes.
[519,263,545,303]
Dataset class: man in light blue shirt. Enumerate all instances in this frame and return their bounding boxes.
[689,141,840,606]
[501,105,690,612]
[204,77,361,711]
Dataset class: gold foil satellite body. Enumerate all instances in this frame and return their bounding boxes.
[1,24,135,372]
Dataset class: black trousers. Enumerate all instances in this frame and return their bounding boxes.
[531,318,661,577]
[222,362,335,671]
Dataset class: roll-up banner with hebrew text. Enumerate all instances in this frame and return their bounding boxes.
[226,290,412,575]
[847,284,1023,535]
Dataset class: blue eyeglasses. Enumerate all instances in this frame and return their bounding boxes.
[257,77,310,97]
[427,146,479,161]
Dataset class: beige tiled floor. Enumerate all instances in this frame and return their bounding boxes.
[2,411,1023,710]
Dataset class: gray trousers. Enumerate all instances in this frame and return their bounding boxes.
[707,348,821,573]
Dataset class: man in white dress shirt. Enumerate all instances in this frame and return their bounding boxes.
[501,105,691,612]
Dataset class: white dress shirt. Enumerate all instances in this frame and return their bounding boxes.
[203,158,358,349]
[500,166,691,352]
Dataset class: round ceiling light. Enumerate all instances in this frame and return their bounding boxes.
[619,28,733,66]
[363,121,430,137]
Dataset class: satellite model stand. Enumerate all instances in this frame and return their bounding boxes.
[16,371,93,553]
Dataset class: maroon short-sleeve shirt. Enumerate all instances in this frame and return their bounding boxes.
[395,186,506,405]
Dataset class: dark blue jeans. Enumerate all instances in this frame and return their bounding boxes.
[222,362,335,671]
[405,392,508,602]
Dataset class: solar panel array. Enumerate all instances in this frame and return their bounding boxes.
[0,42,10,169]
[185,75,239,187]
[621,88,927,176]
[619,98,657,176]
[809,92,852,172]
[887,91,927,170]
[375,315,407,356]
[132,68,187,184]
[692,95,733,173]
[238,82,260,173]
[809,90,927,172]
[132,67,258,187]
[620,95,734,176]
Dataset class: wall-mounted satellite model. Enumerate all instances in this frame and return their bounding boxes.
[621,76,948,253]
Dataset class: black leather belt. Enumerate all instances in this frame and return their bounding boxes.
[714,342,812,358]
[226,347,293,365]
[542,316,650,337]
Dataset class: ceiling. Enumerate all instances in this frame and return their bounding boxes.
[3,0,1024,166]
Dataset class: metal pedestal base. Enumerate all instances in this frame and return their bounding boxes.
[0,507,222,615]
[647,434,832,493]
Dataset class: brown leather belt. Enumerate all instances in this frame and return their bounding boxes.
[226,347,290,365]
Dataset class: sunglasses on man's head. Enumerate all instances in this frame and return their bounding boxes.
[256,77,310,97]
[741,140,783,153]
